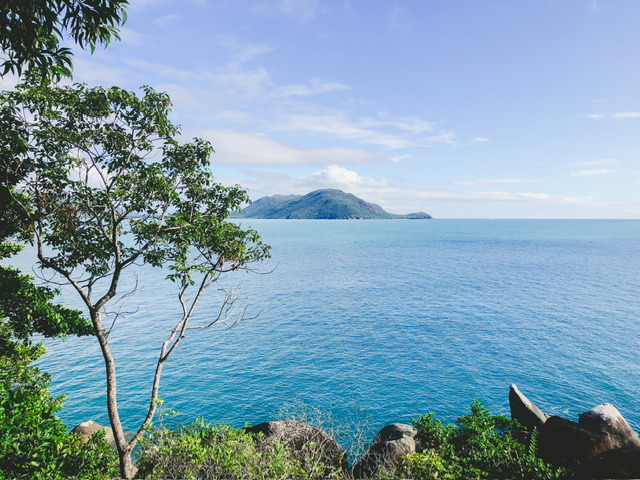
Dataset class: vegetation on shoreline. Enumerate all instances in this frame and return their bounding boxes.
[1,388,569,479]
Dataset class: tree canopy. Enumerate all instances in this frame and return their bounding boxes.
[0,81,270,477]
[0,0,129,79]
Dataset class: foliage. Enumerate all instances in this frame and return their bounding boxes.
[0,264,92,341]
[0,80,270,478]
[58,430,120,480]
[392,400,566,480]
[0,0,128,79]
[0,324,117,480]
[136,419,307,480]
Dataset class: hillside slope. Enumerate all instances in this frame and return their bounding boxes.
[235,189,432,219]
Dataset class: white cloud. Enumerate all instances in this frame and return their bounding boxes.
[274,112,447,149]
[472,137,490,143]
[572,158,617,166]
[202,130,384,166]
[218,35,273,68]
[275,78,350,97]
[251,0,326,23]
[118,27,145,47]
[570,168,617,176]
[155,14,181,27]
[224,166,635,218]
[587,112,640,120]
[390,6,409,31]
[455,178,541,186]
[280,0,324,21]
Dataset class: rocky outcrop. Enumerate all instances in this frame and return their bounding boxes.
[508,385,640,478]
[578,403,640,449]
[70,420,115,447]
[538,415,615,468]
[351,423,416,479]
[244,420,347,476]
[578,446,640,478]
[509,384,548,431]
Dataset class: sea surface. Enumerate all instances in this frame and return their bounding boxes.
[15,219,640,437]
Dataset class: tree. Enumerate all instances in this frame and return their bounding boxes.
[0,0,129,80]
[0,81,270,479]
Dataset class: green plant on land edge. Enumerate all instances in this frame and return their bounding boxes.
[0,326,119,480]
[136,418,309,480]
[392,399,568,480]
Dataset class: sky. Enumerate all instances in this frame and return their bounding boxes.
[6,0,640,218]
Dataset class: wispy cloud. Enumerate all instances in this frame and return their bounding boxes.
[472,137,490,143]
[118,27,145,47]
[455,178,540,186]
[586,112,640,120]
[201,130,384,166]
[155,14,180,27]
[275,78,350,97]
[390,6,409,31]
[572,158,617,166]
[218,35,273,68]
[251,0,326,23]
[273,112,447,149]
[224,166,630,218]
[570,168,617,176]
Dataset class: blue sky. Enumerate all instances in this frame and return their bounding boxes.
[6,0,640,218]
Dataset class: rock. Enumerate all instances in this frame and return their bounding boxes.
[244,420,347,476]
[509,384,549,431]
[352,423,416,479]
[578,403,640,449]
[70,420,115,447]
[538,416,618,468]
[578,446,640,479]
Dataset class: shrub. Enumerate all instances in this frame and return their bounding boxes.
[0,330,118,480]
[136,418,307,479]
[392,399,566,480]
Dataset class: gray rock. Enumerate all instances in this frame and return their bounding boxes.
[352,423,416,479]
[70,420,115,446]
[244,420,347,476]
[578,403,640,449]
[578,446,640,479]
[509,384,549,431]
[538,416,619,468]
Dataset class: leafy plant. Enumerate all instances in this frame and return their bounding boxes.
[0,326,118,480]
[0,80,270,478]
[392,400,566,480]
[136,419,305,480]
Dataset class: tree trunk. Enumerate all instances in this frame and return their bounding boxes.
[92,310,134,479]
[118,447,137,479]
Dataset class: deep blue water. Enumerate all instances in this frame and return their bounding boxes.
[19,219,640,436]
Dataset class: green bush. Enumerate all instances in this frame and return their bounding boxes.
[393,399,566,480]
[136,418,308,480]
[0,328,118,480]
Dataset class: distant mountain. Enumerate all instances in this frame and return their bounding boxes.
[235,189,432,219]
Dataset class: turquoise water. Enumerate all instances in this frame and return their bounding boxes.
[25,219,640,434]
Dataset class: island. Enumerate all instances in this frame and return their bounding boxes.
[234,189,432,219]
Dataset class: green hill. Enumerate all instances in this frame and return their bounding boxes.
[235,189,432,219]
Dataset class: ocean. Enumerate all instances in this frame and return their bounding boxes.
[21,219,640,437]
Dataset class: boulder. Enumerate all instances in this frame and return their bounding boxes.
[352,423,416,479]
[578,403,640,449]
[538,416,618,468]
[70,420,115,447]
[244,420,347,475]
[509,384,549,431]
[578,446,640,479]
